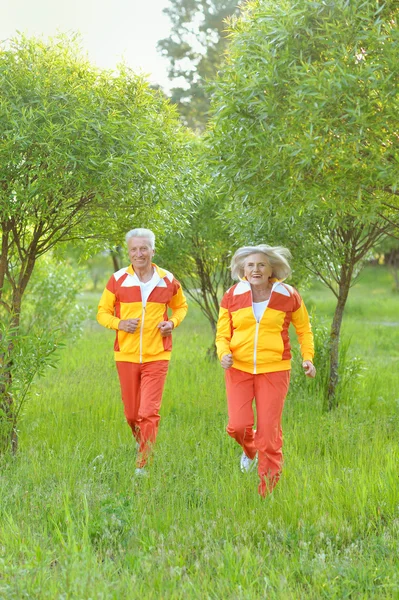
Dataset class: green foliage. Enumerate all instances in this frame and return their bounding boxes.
[158,0,241,130]
[0,255,86,446]
[374,235,399,291]
[156,142,233,336]
[0,267,398,597]
[290,211,388,295]
[53,242,115,291]
[210,0,399,216]
[20,253,87,338]
[0,34,197,257]
[0,33,198,449]
[208,0,399,404]
[290,315,366,409]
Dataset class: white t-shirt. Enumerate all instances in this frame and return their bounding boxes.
[139,271,160,305]
[253,300,269,322]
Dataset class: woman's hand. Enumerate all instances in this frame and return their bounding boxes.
[221,353,233,369]
[302,360,316,378]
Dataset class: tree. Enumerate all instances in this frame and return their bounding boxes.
[0,34,196,451]
[158,0,241,130]
[294,212,392,407]
[375,236,399,291]
[209,0,399,407]
[156,146,233,347]
[0,253,86,453]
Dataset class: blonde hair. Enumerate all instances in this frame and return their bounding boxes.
[230,245,292,281]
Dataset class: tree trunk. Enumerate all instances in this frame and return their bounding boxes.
[206,319,217,359]
[0,350,16,454]
[0,344,18,454]
[387,249,399,292]
[0,296,21,454]
[327,265,352,410]
[110,247,123,272]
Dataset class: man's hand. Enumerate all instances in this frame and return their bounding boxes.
[221,353,233,370]
[158,320,174,337]
[302,360,316,378]
[118,318,140,333]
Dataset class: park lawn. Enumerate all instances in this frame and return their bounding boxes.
[0,266,398,599]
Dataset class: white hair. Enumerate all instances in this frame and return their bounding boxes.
[230,245,292,281]
[125,228,155,249]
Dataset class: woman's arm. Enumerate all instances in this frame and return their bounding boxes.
[291,295,315,377]
[215,294,233,362]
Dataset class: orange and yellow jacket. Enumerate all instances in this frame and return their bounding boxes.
[97,263,188,363]
[216,280,314,374]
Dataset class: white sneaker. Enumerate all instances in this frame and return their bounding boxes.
[240,452,257,473]
[135,467,147,477]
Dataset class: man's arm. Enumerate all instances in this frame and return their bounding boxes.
[97,279,121,330]
[167,280,188,329]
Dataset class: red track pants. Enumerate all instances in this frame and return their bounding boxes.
[116,360,169,468]
[225,368,291,496]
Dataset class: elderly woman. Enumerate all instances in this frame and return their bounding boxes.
[216,245,315,496]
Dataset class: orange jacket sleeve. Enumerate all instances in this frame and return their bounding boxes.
[97,276,121,331]
[168,280,188,328]
[291,293,314,362]
[215,292,232,361]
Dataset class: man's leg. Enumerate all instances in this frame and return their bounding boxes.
[254,370,290,496]
[225,368,256,460]
[136,360,169,468]
[116,361,141,443]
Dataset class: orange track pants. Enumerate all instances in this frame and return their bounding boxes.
[225,368,291,496]
[116,360,169,468]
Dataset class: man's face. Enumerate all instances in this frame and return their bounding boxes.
[127,237,154,271]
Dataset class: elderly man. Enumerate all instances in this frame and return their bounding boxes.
[97,228,188,474]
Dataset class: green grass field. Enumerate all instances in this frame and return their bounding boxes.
[1,266,398,599]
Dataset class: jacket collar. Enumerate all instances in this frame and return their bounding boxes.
[239,276,280,287]
[127,262,167,279]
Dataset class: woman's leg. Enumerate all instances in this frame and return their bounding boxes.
[254,370,291,496]
[225,367,257,460]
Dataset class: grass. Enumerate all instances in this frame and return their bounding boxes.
[0,266,398,599]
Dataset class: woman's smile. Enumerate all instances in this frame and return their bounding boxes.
[244,253,273,286]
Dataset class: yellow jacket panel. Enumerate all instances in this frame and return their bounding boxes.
[216,280,314,374]
[97,263,188,363]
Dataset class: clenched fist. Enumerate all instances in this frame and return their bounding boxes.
[221,353,233,370]
[157,320,174,337]
[118,318,140,333]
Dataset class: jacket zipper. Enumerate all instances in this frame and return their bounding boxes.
[253,321,260,374]
[251,282,276,373]
[139,304,146,364]
[138,271,161,363]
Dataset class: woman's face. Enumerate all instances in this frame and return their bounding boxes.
[243,253,273,287]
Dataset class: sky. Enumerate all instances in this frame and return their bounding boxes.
[0,0,173,89]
